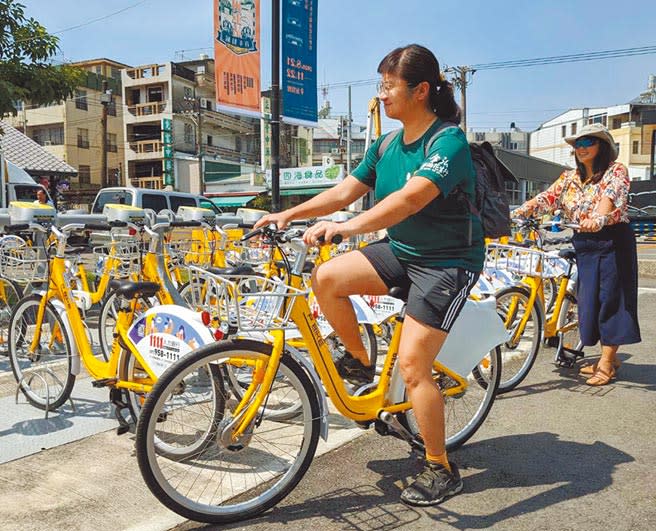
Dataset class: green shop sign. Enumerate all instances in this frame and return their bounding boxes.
[162,118,174,186]
[265,164,344,188]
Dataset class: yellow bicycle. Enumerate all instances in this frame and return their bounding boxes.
[135,225,507,523]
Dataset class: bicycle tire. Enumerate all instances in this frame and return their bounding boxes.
[493,285,543,393]
[556,293,583,356]
[136,339,321,524]
[98,291,153,361]
[8,294,76,410]
[0,279,22,356]
[398,345,502,451]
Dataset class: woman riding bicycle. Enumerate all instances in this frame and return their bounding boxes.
[255,44,483,506]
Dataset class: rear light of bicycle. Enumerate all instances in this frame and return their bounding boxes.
[201,311,211,326]
[128,227,137,236]
[214,329,224,340]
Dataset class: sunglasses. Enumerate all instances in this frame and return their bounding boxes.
[574,137,598,149]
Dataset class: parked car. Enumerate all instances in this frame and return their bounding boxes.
[91,187,222,215]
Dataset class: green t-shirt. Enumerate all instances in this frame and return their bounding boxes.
[352,119,484,271]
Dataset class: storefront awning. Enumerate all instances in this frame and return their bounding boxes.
[280,187,331,196]
[209,195,257,207]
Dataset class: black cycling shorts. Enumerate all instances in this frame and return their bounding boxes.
[359,240,479,332]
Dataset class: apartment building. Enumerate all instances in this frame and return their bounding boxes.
[311,118,366,168]
[466,126,529,154]
[122,57,261,192]
[6,58,129,196]
[530,75,656,180]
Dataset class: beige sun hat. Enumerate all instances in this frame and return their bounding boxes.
[564,123,618,161]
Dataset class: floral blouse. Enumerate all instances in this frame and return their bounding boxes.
[512,162,630,230]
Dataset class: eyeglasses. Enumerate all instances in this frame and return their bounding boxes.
[574,137,598,149]
[376,80,417,96]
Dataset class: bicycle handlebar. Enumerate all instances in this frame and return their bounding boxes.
[4,223,30,233]
[170,221,202,228]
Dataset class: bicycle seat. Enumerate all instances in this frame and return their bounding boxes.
[558,248,576,261]
[388,286,408,300]
[208,265,257,276]
[274,260,314,274]
[109,280,160,299]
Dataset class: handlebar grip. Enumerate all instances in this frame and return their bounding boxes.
[109,220,128,228]
[237,222,255,229]
[170,221,201,228]
[84,223,112,231]
[317,234,343,245]
[4,224,30,232]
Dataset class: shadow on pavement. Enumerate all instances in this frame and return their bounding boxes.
[177,432,632,531]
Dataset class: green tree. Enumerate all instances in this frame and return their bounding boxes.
[0,0,82,116]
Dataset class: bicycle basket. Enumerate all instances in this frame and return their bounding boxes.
[485,243,562,279]
[187,266,307,332]
[166,239,213,266]
[0,244,49,283]
[93,241,143,277]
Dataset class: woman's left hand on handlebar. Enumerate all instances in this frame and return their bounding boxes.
[579,217,601,233]
[303,220,354,245]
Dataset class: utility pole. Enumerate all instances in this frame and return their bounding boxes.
[650,129,656,180]
[99,80,111,189]
[271,0,281,212]
[444,66,475,132]
[196,96,204,194]
[346,85,352,175]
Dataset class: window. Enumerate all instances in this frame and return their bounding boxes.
[32,126,64,146]
[95,65,102,75]
[206,135,213,146]
[108,168,120,186]
[92,189,133,213]
[170,196,196,212]
[75,90,88,110]
[633,140,640,155]
[612,118,622,130]
[475,132,486,142]
[148,86,163,102]
[110,67,121,81]
[107,133,118,152]
[78,165,91,184]
[184,123,194,143]
[142,193,168,212]
[200,198,222,214]
[235,136,242,152]
[205,99,212,110]
[561,125,567,137]
[571,123,577,135]
[77,128,89,149]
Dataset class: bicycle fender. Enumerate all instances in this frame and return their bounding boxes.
[438,297,510,377]
[45,295,82,376]
[284,344,329,441]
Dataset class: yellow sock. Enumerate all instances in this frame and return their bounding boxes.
[426,451,451,472]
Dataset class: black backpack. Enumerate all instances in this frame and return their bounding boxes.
[377,124,518,242]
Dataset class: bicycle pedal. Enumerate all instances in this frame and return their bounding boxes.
[92,378,118,388]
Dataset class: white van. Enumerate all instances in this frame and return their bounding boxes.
[0,157,53,208]
[90,187,222,215]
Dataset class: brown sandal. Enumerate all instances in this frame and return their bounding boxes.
[579,360,621,376]
[585,367,616,386]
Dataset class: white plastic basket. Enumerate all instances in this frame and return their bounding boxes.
[0,244,49,283]
[485,243,564,279]
[187,266,308,332]
[225,240,274,267]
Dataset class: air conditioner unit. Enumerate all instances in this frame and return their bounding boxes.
[330,147,340,154]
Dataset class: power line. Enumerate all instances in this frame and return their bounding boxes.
[14,1,150,44]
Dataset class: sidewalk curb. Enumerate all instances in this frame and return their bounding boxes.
[638,259,656,278]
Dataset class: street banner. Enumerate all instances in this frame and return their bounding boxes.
[265,164,344,188]
[213,0,261,117]
[282,0,318,125]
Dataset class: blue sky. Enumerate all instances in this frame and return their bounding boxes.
[24,0,656,132]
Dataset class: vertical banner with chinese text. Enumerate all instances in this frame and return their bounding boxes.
[282,0,318,125]
[214,0,261,117]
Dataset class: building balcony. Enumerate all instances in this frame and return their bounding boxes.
[130,175,163,189]
[123,64,168,88]
[201,109,256,134]
[126,139,164,161]
[126,101,168,119]
[203,144,259,166]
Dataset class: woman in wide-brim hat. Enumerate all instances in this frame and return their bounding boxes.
[512,123,641,386]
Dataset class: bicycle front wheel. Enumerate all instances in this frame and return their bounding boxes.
[136,339,321,524]
[494,285,542,393]
[399,346,501,451]
[9,294,75,410]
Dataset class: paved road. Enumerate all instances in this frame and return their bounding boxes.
[0,283,655,530]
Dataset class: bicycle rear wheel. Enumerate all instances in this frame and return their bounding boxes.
[399,346,501,451]
[8,294,75,410]
[493,285,542,393]
[136,339,321,524]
